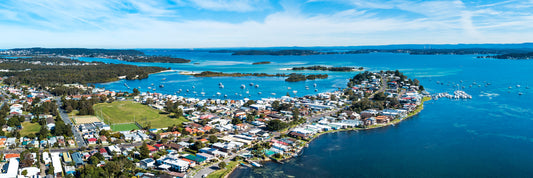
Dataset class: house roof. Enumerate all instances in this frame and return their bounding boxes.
[4,153,20,159]
[147,145,157,151]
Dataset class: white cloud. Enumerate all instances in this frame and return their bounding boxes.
[187,0,269,12]
[0,0,533,48]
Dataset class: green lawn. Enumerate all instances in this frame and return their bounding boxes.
[93,101,187,129]
[207,161,240,178]
[110,123,140,132]
[21,122,41,137]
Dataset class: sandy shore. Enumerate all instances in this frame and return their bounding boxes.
[156,69,177,73]
[179,71,200,75]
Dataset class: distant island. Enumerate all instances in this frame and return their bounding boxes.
[289,65,364,72]
[182,71,328,82]
[252,61,271,65]
[479,52,533,59]
[1,48,191,63]
[210,48,533,59]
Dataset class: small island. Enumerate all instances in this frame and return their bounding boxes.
[479,52,533,59]
[115,56,191,63]
[285,73,328,82]
[182,71,328,82]
[290,65,364,72]
[252,61,271,65]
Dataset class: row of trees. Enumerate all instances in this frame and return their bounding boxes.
[62,96,100,115]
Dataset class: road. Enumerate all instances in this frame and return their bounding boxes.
[55,97,87,148]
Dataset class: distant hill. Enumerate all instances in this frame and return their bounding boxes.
[3,48,191,63]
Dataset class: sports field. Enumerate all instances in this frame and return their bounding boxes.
[72,116,101,125]
[110,123,140,131]
[93,101,187,129]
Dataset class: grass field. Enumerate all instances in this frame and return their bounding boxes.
[207,161,240,178]
[21,122,41,137]
[93,101,187,129]
[110,123,140,131]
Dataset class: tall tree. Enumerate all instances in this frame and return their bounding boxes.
[139,142,150,159]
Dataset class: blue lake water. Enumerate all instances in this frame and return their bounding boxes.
[79,50,533,177]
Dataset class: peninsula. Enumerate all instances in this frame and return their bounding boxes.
[1,48,191,63]
[0,57,436,178]
[0,56,167,86]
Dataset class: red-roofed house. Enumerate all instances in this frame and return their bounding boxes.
[99,148,107,154]
[202,126,212,132]
[4,153,20,160]
[154,144,164,150]
[147,145,157,152]
[87,138,97,145]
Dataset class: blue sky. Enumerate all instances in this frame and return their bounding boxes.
[0,0,532,48]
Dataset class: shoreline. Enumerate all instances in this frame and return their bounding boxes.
[227,96,431,177]
[156,69,177,73]
[178,71,200,75]
[279,67,364,72]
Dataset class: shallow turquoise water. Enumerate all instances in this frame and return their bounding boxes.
[79,51,533,177]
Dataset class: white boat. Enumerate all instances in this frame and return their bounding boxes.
[255,84,259,88]
[241,84,246,89]
[217,92,221,96]
[251,162,262,167]
[249,83,254,86]
[258,92,262,95]
[313,83,317,87]
[288,87,291,90]
[517,85,521,88]
[518,92,523,95]
[271,93,276,96]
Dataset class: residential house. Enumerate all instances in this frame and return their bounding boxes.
[139,158,155,169]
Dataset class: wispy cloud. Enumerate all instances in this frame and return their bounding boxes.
[0,0,532,48]
[188,0,270,12]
